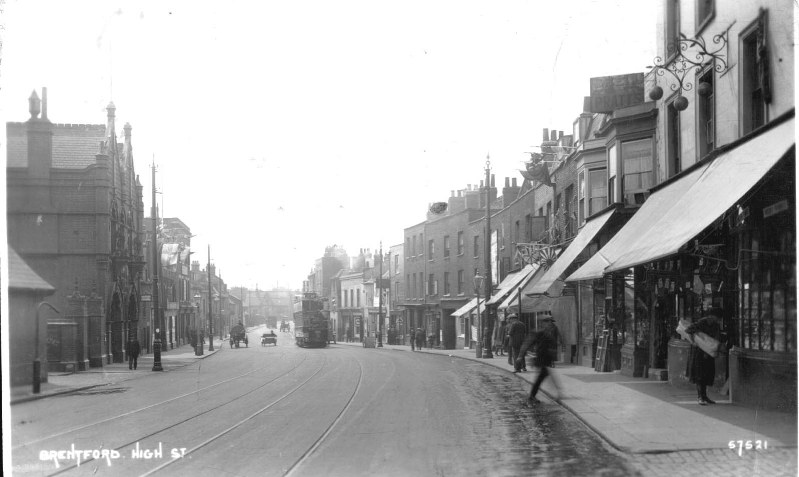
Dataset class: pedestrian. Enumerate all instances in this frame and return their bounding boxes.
[507,315,527,372]
[428,333,435,349]
[495,319,507,356]
[415,328,425,351]
[410,331,415,351]
[686,307,722,405]
[520,317,562,404]
[128,338,141,370]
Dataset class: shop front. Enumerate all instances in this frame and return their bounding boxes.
[566,113,796,408]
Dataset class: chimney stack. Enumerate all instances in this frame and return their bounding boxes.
[551,130,557,141]
[543,128,549,142]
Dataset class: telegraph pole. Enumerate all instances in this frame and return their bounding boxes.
[378,242,384,348]
[207,244,214,351]
[482,154,494,358]
[151,161,163,371]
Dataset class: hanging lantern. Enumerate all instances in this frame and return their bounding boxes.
[648,85,664,101]
[674,95,689,111]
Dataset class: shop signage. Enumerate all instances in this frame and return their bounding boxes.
[586,73,645,113]
[141,295,151,302]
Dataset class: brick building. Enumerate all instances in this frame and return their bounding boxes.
[7,91,146,369]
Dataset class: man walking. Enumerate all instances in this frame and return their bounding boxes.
[507,314,527,372]
[415,328,425,351]
[519,317,561,404]
[128,338,141,370]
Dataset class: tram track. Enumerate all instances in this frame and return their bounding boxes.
[43,352,322,477]
[14,349,303,451]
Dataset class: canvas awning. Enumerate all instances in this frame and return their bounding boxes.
[527,208,615,296]
[567,115,795,281]
[486,264,536,306]
[451,297,484,318]
[498,264,544,311]
[520,295,556,313]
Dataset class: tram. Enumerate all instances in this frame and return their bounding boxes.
[294,292,329,348]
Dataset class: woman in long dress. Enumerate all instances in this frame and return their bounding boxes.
[685,307,722,405]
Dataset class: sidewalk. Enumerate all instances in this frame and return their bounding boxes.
[341,341,797,454]
[10,338,227,405]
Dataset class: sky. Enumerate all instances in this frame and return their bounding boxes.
[1,0,658,290]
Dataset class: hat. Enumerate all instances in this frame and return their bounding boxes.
[542,317,555,322]
[507,313,518,320]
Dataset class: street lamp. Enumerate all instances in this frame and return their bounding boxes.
[482,155,494,359]
[34,301,60,393]
[473,273,484,359]
[207,245,214,352]
[378,242,384,348]
[194,294,203,356]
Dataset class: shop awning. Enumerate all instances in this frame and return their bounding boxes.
[520,295,556,313]
[567,115,795,281]
[451,297,484,318]
[527,208,615,295]
[486,264,537,306]
[498,264,544,311]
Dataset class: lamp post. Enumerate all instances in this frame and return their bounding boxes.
[473,273,484,359]
[34,301,60,393]
[194,294,203,355]
[482,155,494,358]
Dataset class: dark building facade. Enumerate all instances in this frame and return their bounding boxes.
[7,91,146,369]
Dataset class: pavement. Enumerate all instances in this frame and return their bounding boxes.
[12,333,796,456]
[9,338,227,405]
[339,340,798,455]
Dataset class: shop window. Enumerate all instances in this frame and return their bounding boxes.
[740,10,770,135]
[697,68,715,160]
[621,138,654,205]
[666,98,682,178]
[589,169,608,215]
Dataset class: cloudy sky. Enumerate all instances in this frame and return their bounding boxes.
[1,0,658,290]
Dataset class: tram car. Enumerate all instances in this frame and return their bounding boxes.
[294,292,329,348]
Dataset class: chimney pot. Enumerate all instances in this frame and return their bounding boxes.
[543,128,549,142]
[480,180,484,188]
[512,178,517,187]
[28,90,41,119]
[504,177,510,187]
[451,190,455,197]
[559,130,564,139]
[551,130,557,141]
[491,174,495,187]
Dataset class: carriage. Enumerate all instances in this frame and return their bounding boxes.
[280,320,290,333]
[229,323,248,348]
[261,331,278,346]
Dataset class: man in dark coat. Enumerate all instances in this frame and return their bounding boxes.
[415,328,425,351]
[518,317,561,404]
[686,307,722,405]
[507,315,527,372]
[128,339,141,370]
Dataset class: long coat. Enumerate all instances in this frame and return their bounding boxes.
[685,317,720,386]
[508,320,527,347]
[128,340,141,358]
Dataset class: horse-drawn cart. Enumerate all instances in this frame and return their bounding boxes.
[230,323,248,348]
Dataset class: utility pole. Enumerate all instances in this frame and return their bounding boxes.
[483,154,494,358]
[151,161,163,371]
[207,244,214,351]
[378,242,384,348]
